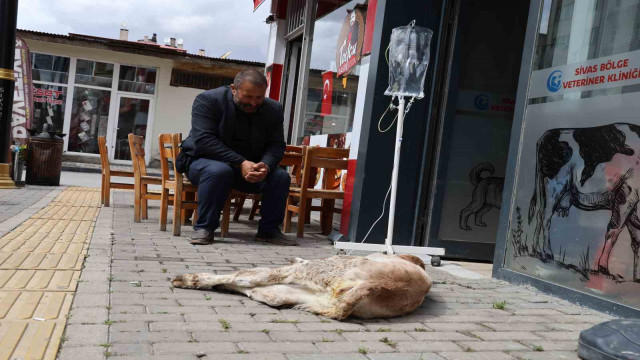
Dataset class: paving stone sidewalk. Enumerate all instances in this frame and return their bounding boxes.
[0,185,63,236]
[57,189,616,360]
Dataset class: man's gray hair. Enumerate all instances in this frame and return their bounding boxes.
[234,69,268,89]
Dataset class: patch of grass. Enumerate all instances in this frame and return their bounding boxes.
[161,268,168,273]
[493,300,507,310]
[464,346,474,352]
[204,296,212,301]
[379,337,397,348]
[320,319,331,323]
[271,318,299,324]
[358,346,368,355]
[120,311,128,314]
[331,329,343,335]
[237,350,249,354]
[104,351,112,357]
[156,311,168,314]
[105,305,112,310]
[188,339,199,343]
[414,327,428,332]
[103,320,115,325]
[377,327,391,332]
[459,330,483,340]
[60,335,67,344]
[261,329,270,334]
[532,345,544,351]
[160,297,168,300]
[321,337,333,342]
[107,275,114,282]
[218,318,231,331]
[99,343,111,348]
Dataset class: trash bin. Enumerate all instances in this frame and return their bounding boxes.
[26,128,64,186]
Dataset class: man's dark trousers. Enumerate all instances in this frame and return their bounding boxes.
[187,158,291,234]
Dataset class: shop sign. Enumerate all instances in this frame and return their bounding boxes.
[529,49,640,98]
[33,87,64,105]
[336,8,365,77]
[456,90,515,116]
[321,71,334,116]
[11,36,33,145]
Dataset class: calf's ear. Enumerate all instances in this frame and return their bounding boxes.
[397,254,426,270]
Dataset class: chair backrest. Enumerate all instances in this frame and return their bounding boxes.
[98,136,110,176]
[280,145,305,186]
[300,146,349,193]
[158,134,174,183]
[171,133,183,176]
[128,134,147,177]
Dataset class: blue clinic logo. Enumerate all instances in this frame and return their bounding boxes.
[547,70,563,92]
[474,95,489,110]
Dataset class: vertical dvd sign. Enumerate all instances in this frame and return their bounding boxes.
[336,8,365,77]
[12,36,32,145]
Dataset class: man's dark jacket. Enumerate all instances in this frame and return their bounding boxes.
[178,86,286,173]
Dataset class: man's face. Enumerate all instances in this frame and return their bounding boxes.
[231,82,266,113]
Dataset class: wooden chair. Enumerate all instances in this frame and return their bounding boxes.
[98,136,134,207]
[159,133,198,236]
[128,134,164,223]
[284,146,349,238]
[232,145,306,222]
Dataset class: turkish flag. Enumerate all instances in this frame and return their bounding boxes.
[321,71,333,116]
[253,0,265,11]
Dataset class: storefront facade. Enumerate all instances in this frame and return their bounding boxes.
[17,30,263,165]
[260,0,640,317]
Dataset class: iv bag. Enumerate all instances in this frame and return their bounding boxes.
[384,25,433,98]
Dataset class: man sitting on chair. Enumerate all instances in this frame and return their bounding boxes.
[178,69,297,246]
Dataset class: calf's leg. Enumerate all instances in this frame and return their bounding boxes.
[172,266,296,290]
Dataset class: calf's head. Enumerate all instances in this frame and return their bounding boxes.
[397,254,426,270]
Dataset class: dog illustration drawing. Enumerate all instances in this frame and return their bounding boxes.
[459,162,505,231]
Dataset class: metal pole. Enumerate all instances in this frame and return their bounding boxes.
[385,96,405,254]
[0,0,18,188]
[291,0,318,145]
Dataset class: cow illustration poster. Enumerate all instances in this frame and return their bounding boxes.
[505,89,640,309]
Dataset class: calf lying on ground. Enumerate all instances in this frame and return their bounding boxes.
[172,253,432,320]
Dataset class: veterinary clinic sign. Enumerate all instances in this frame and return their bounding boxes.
[529,49,640,99]
[336,8,365,77]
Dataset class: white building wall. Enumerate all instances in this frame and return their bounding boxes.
[25,39,207,163]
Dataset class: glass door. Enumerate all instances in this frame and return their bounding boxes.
[420,0,530,261]
[110,95,152,162]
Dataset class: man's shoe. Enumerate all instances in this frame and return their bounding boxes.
[189,229,214,245]
[255,231,299,246]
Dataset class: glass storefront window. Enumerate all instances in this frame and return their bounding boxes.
[75,59,114,88]
[505,0,640,310]
[68,87,111,154]
[118,65,157,94]
[298,0,365,142]
[31,53,70,84]
[32,84,67,133]
[114,97,151,161]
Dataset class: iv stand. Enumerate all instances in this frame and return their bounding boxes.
[334,95,444,261]
[385,96,405,254]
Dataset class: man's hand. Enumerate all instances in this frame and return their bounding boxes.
[241,160,256,178]
[242,161,269,183]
